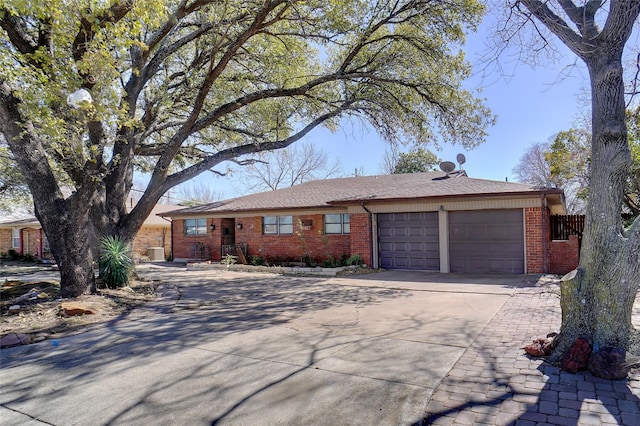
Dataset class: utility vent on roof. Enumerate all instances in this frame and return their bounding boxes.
[436,154,467,179]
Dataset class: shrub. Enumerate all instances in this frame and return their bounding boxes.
[222,254,237,268]
[7,249,19,261]
[251,255,264,266]
[344,255,363,266]
[98,236,132,288]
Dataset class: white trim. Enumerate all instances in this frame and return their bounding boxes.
[522,209,528,274]
[348,196,542,214]
[371,214,379,269]
[11,228,20,248]
[438,210,449,273]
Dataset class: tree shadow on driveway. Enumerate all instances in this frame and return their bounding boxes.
[412,282,640,425]
[416,353,640,424]
[1,271,440,424]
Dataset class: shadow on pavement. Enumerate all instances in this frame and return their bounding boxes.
[2,272,435,424]
[417,355,640,425]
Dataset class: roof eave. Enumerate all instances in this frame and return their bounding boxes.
[327,189,564,205]
[160,204,345,218]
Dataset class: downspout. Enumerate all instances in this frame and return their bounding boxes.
[168,219,174,261]
[361,202,374,268]
[38,228,43,259]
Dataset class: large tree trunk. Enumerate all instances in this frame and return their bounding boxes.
[1,83,97,297]
[552,48,640,365]
[37,202,97,297]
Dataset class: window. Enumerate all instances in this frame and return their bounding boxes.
[263,215,293,235]
[11,228,20,248]
[184,218,207,236]
[324,214,350,234]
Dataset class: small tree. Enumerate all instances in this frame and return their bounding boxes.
[175,182,224,207]
[514,117,640,217]
[242,141,343,192]
[382,146,440,174]
[512,142,554,188]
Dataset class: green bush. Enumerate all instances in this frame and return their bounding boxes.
[221,254,237,268]
[98,236,132,288]
[344,255,363,266]
[251,255,264,266]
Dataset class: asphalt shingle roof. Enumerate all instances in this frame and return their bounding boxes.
[0,204,179,227]
[165,171,555,217]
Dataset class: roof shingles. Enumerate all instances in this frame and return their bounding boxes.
[165,172,553,217]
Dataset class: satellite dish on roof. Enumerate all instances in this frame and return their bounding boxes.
[456,153,466,165]
[439,161,456,173]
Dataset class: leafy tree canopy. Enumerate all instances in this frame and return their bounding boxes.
[513,117,639,219]
[0,141,31,212]
[0,0,492,296]
[393,147,440,174]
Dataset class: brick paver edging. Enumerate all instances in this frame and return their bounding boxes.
[420,277,640,425]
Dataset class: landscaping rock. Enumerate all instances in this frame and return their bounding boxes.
[59,302,97,316]
[8,304,21,314]
[588,347,629,380]
[15,288,41,303]
[523,333,556,357]
[0,332,31,348]
[561,337,591,373]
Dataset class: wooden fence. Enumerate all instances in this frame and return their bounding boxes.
[550,215,585,242]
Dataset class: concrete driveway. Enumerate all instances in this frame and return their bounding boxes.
[0,266,527,425]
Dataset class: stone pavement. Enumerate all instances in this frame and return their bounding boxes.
[421,278,640,425]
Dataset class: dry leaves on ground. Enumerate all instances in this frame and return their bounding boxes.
[1,279,159,340]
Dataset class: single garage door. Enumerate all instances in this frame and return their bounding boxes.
[378,212,439,270]
[449,209,524,274]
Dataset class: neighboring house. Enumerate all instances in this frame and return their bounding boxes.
[163,171,576,274]
[0,204,178,262]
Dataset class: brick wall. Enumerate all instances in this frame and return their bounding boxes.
[2,224,171,261]
[132,226,171,259]
[236,214,351,263]
[525,207,546,273]
[349,212,372,266]
[171,218,218,260]
[0,229,12,255]
[171,214,353,263]
[548,235,580,275]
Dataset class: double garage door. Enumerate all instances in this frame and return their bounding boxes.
[378,209,524,274]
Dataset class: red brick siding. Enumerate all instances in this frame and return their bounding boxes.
[2,225,171,261]
[171,218,217,260]
[349,213,372,266]
[132,226,171,259]
[18,227,40,258]
[548,235,580,275]
[0,228,12,255]
[171,214,353,263]
[525,207,546,273]
[237,214,350,262]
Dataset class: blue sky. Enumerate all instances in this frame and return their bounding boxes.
[192,14,592,200]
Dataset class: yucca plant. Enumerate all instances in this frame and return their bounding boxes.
[98,236,132,288]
